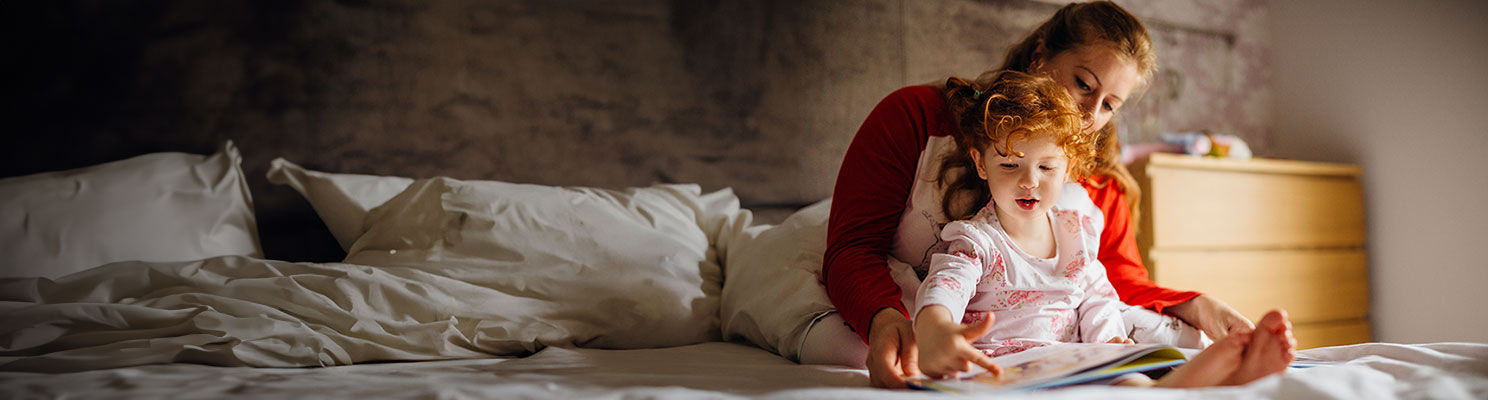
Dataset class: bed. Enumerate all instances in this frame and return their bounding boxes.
[1,141,1486,399]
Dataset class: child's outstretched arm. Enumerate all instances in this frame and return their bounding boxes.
[914,305,1002,379]
[913,222,1004,378]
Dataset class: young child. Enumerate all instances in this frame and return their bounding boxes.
[913,70,1295,387]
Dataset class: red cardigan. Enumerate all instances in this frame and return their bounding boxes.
[823,86,1199,342]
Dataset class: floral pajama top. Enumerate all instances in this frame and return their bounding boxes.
[914,187,1128,357]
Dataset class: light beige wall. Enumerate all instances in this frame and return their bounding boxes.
[1270,0,1488,343]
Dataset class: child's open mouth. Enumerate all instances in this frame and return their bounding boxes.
[1015,198,1038,210]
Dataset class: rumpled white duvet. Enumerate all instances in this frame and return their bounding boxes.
[1,256,562,372]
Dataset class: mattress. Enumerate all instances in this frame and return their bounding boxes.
[4,341,1485,399]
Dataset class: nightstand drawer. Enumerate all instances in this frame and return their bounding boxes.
[1134,154,1371,349]
[1150,248,1370,324]
[1145,165,1365,249]
[1294,320,1373,349]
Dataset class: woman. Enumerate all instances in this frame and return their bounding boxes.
[819,1,1253,388]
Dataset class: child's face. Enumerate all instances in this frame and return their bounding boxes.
[970,134,1068,222]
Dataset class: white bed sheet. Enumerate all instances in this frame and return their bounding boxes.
[3,341,1485,399]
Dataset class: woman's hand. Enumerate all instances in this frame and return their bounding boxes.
[1168,294,1255,342]
[866,308,920,388]
[912,306,1002,380]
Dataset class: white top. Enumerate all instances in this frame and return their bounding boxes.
[914,193,1127,356]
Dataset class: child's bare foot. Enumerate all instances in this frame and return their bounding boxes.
[1154,327,1251,388]
[1221,309,1297,385]
[1156,309,1297,388]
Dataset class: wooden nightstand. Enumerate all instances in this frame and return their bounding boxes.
[1131,153,1371,349]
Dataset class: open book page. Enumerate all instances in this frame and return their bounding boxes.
[909,343,1187,393]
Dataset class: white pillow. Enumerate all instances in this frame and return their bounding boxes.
[719,199,838,361]
[265,158,413,251]
[0,141,262,279]
[343,177,744,352]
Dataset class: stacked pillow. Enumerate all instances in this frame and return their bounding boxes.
[266,158,412,250]
[0,141,261,279]
[346,177,747,349]
[269,159,758,351]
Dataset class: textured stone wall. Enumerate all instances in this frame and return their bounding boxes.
[3,0,1269,260]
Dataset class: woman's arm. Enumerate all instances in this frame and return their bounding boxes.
[823,86,942,388]
[823,86,939,341]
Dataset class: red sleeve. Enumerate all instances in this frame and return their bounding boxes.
[823,86,944,342]
[1082,179,1201,314]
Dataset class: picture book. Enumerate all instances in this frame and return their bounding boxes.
[907,343,1192,393]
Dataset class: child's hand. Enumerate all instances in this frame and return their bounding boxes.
[914,306,1003,379]
[1106,336,1135,345]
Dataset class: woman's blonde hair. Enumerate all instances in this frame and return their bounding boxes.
[938,71,1095,221]
[977,1,1157,222]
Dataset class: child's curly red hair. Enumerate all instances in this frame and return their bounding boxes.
[937,70,1098,221]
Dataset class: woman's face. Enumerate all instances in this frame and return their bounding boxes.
[1036,45,1141,134]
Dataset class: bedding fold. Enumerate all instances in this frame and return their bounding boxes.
[1,256,617,372]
